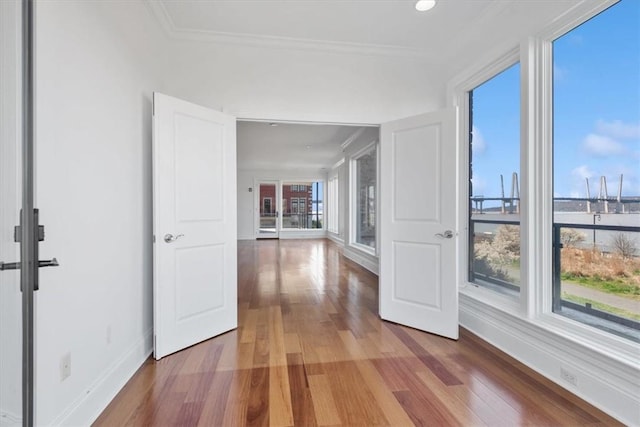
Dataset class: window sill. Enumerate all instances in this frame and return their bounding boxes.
[459,287,640,370]
[349,241,376,257]
[459,281,521,316]
[535,311,640,369]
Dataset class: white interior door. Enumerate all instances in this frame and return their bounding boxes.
[153,92,237,359]
[379,108,459,339]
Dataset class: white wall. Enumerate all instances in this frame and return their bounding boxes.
[20,1,635,425]
[34,1,165,424]
[0,1,22,424]
[164,40,444,125]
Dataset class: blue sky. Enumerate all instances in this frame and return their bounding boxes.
[471,0,639,202]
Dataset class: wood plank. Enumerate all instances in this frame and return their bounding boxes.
[286,353,318,427]
[196,370,234,426]
[307,374,341,426]
[247,366,270,426]
[284,332,301,354]
[354,359,415,426]
[95,239,624,427]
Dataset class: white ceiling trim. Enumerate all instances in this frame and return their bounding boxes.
[340,127,366,151]
[238,118,378,127]
[144,0,433,59]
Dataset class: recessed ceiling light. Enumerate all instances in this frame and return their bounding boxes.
[415,0,436,12]
[269,123,278,127]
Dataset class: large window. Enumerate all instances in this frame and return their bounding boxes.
[353,146,376,249]
[468,63,521,298]
[552,0,640,341]
[282,181,323,229]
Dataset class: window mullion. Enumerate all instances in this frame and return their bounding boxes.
[520,37,555,318]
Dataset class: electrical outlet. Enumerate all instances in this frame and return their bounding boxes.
[60,353,71,381]
[560,368,577,386]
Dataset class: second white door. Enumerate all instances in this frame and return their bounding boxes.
[379,108,459,340]
[153,93,238,359]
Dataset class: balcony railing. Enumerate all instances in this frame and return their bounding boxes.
[470,217,640,339]
[259,213,323,230]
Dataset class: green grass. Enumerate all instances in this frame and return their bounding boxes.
[562,293,640,321]
[561,272,640,299]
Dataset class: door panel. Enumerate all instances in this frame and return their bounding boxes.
[153,93,237,359]
[380,108,459,340]
[0,1,23,422]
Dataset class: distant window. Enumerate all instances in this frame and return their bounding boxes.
[263,198,272,214]
[353,146,376,250]
[328,175,339,234]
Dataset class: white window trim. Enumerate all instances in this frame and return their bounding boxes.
[450,0,638,367]
[349,141,378,256]
[328,174,339,234]
[451,46,522,313]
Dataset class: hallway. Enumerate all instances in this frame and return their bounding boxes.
[94,239,620,426]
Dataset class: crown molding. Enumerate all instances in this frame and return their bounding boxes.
[144,0,432,59]
[341,127,366,151]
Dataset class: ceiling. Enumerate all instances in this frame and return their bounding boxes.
[158,0,486,52]
[153,0,583,171]
[152,0,582,61]
[237,121,368,171]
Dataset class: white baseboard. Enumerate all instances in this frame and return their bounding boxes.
[278,230,327,240]
[343,246,378,275]
[49,329,153,426]
[459,294,640,426]
[0,410,20,427]
[326,233,344,245]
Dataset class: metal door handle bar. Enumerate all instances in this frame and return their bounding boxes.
[164,233,184,243]
[0,257,59,271]
[435,230,454,239]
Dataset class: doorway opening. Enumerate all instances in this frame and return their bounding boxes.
[236,120,377,242]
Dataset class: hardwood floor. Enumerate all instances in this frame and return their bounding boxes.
[94,239,621,426]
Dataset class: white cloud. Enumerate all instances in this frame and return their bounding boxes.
[582,133,625,156]
[568,34,584,46]
[571,165,594,180]
[553,64,568,81]
[471,174,487,196]
[471,126,486,155]
[595,119,640,140]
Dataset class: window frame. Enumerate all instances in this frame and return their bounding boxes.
[450,0,637,360]
[350,141,378,255]
[467,61,523,300]
[327,174,339,234]
[262,197,273,214]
